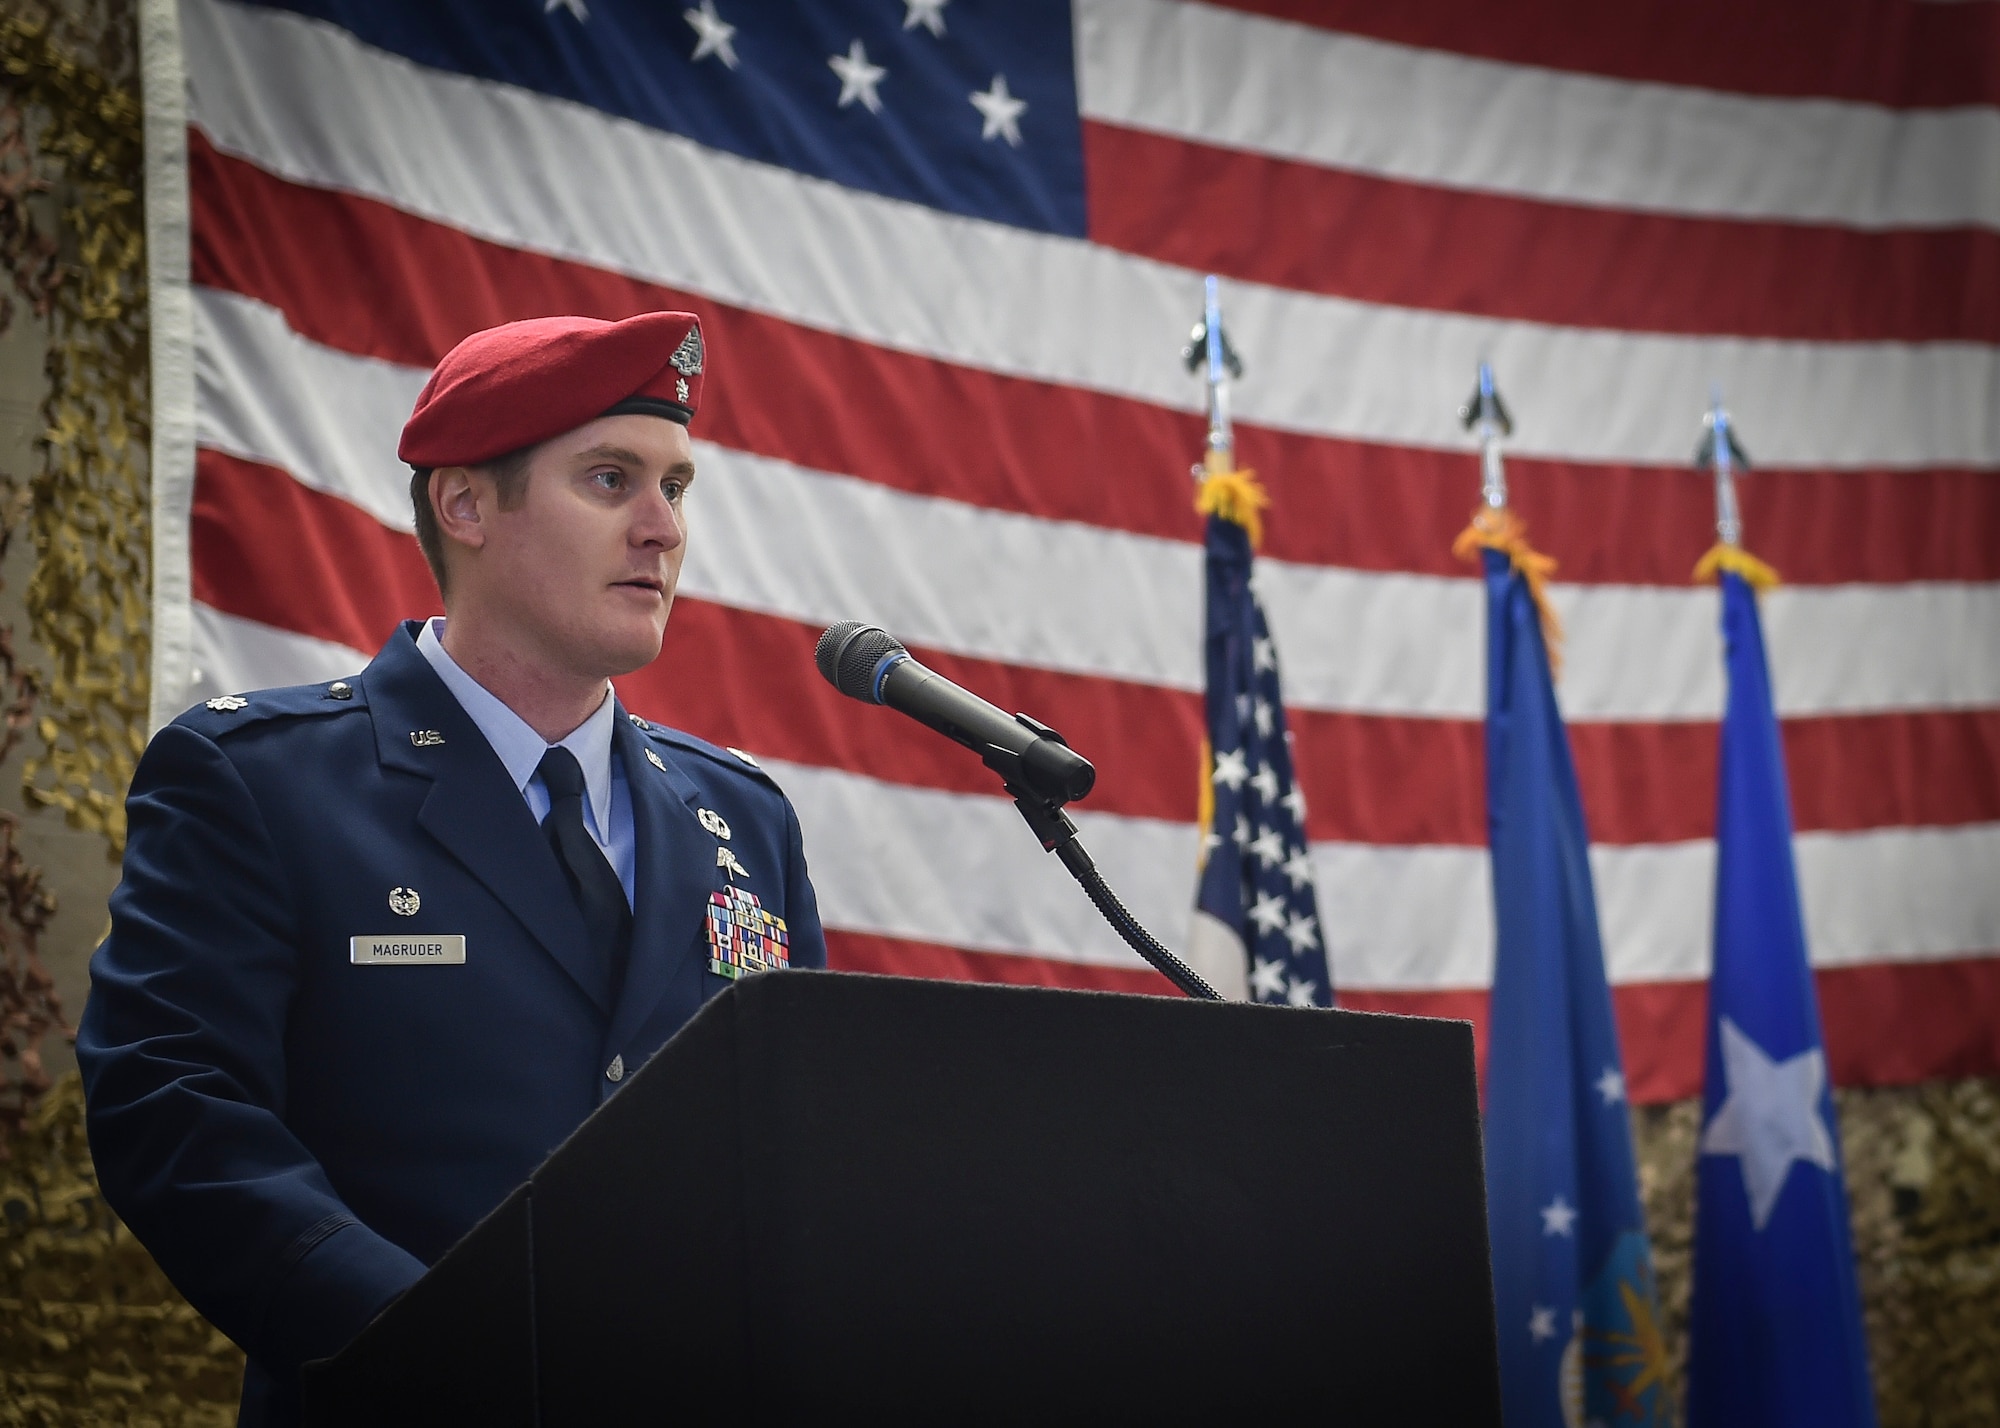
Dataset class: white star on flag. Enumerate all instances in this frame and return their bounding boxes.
[1282,785,1308,825]
[969,74,1027,146]
[1528,1306,1558,1343]
[544,0,588,20]
[1249,827,1285,868]
[1281,847,1313,890]
[1283,912,1318,952]
[1540,1195,1577,1236]
[1700,1016,1838,1231]
[1596,1067,1626,1105]
[1248,891,1287,934]
[903,0,948,37]
[829,40,887,113]
[1285,976,1318,1008]
[683,1,737,67]
[1249,957,1287,1000]
[1253,636,1276,671]
[1232,814,1251,847]
[1252,698,1273,736]
[1211,748,1249,790]
[1249,763,1279,803]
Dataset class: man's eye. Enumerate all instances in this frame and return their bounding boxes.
[592,469,623,490]
[663,480,687,501]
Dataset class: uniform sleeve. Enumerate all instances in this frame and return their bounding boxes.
[76,724,427,1378]
[780,794,828,970]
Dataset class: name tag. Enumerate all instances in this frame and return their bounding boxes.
[351,934,467,965]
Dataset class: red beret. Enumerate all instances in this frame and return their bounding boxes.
[398,311,705,468]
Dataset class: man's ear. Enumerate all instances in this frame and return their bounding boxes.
[432,466,488,554]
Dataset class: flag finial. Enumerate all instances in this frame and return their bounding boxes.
[1692,393,1780,587]
[1182,274,1243,468]
[1697,388,1752,548]
[1459,360,1512,510]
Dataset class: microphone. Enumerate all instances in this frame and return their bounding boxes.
[815,622,1095,807]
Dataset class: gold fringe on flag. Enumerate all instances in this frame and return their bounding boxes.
[1193,448,1269,549]
[1194,736,1215,873]
[1453,505,1564,673]
[1692,542,1782,590]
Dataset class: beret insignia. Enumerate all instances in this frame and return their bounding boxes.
[668,327,704,377]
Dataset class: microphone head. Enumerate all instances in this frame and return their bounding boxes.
[815,622,908,704]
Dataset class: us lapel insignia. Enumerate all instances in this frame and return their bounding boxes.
[410,729,446,747]
[705,884,789,980]
[716,846,749,880]
[698,808,731,840]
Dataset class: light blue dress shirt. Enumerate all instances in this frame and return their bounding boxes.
[416,617,636,905]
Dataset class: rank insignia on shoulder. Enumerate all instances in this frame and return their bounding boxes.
[206,695,248,712]
[716,846,749,880]
[644,748,668,772]
[726,746,760,768]
[698,808,731,840]
[410,729,446,747]
[705,884,788,980]
[627,713,649,730]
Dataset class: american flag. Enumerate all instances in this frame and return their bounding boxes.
[1188,474,1329,1008]
[148,0,2000,1101]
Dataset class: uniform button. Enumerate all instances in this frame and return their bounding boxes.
[605,1054,625,1083]
[326,680,353,700]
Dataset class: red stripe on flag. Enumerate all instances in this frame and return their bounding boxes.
[193,452,2000,843]
[190,131,2000,587]
[1200,0,2000,109]
[191,449,440,651]
[826,929,1182,995]
[1335,955,2000,1104]
[1085,121,2000,345]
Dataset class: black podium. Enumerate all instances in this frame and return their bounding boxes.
[304,972,1500,1424]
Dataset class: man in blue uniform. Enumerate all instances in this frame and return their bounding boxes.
[77,311,826,1426]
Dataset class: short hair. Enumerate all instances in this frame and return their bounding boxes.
[409,445,534,595]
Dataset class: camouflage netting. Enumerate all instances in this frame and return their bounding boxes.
[1,1,1997,1424]
[1,1075,241,1425]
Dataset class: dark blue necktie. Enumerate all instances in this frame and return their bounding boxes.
[537,746,632,1003]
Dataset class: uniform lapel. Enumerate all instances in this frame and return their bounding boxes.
[365,625,610,1013]
[607,709,720,1047]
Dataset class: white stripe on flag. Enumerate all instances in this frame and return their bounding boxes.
[172,608,2000,992]
[1077,0,2000,230]
[193,287,2000,721]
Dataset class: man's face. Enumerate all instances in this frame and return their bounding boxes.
[467,413,695,681]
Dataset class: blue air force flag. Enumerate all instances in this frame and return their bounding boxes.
[1685,571,1877,1428]
[1187,496,1329,1006]
[1477,548,1671,1428]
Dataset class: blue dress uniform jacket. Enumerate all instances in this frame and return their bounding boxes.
[76,623,826,1426]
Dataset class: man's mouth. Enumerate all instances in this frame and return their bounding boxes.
[613,576,665,594]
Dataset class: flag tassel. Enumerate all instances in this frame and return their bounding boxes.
[1454,505,1564,671]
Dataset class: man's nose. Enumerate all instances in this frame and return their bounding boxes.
[634,485,686,550]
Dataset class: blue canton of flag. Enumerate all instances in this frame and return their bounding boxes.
[248,0,1087,235]
[1190,501,1329,1008]
[1686,570,1877,1428]
[1477,547,1671,1427]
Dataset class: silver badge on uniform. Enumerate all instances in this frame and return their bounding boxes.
[206,695,248,712]
[698,808,731,840]
[716,847,749,880]
[410,729,446,747]
[644,748,668,772]
[388,886,421,916]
